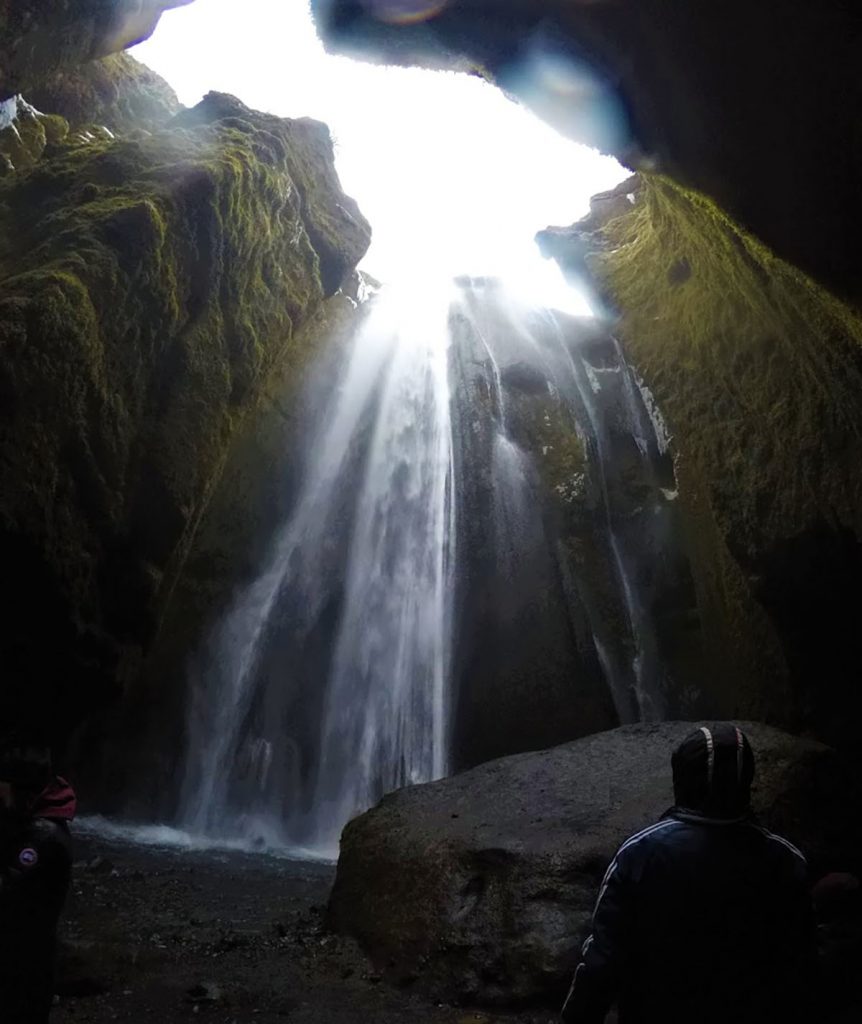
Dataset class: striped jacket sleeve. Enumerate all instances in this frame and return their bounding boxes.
[561,842,633,1023]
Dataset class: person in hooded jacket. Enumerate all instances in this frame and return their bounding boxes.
[561,723,815,1024]
[0,742,76,1023]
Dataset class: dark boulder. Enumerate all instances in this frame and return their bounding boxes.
[329,722,859,1007]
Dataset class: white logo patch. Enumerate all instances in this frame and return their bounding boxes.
[18,847,38,868]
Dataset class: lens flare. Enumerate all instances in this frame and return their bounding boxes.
[507,42,630,155]
[363,1,449,25]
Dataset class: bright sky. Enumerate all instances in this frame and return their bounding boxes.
[134,0,626,309]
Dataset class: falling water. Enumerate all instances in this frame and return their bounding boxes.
[178,277,676,855]
[541,314,666,720]
[308,292,456,843]
[451,282,668,722]
[179,282,456,857]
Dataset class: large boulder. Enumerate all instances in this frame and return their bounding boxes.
[328,722,859,1007]
[0,89,370,738]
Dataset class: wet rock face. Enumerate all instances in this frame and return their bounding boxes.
[447,283,707,768]
[0,1,192,100]
[312,0,862,300]
[447,291,613,766]
[540,174,862,752]
[329,721,859,1007]
[0,88,370,739]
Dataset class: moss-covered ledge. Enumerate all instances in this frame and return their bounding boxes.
[0,91,370,738]
[27,52,182,135]
[540,174,862,750]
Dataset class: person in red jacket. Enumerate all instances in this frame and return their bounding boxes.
[561,724,815,1024]
[0,741,76,1024]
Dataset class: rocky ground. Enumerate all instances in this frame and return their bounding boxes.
[53,829,559,1024]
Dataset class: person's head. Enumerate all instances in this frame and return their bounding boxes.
[672,724,755,819]
[0,741,53,813]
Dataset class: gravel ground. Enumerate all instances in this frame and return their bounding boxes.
[52,831,560,1024]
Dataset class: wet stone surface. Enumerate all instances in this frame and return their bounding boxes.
[54,833,556,1023]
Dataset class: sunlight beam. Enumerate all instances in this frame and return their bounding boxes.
[133,0,626,308]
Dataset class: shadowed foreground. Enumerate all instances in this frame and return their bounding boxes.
[54,834,555,1024]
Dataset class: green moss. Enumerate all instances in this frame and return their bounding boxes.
[0,104,46,168]
[598,174,862,552]
[27,53,181,135]
[593,173,862,717]
[0,103,68,171]
[38,113,69,145]
[521,399,588,504]
[0,95,370,724]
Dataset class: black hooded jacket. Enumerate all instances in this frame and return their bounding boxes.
[0,779,75,1023]
[561,726,815,1024]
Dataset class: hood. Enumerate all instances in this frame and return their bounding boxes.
[671,724,754,819]
[31,776,77,821]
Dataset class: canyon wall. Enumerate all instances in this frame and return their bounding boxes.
[4,0,862,763]
[0,0,191,100]
[311,1,862,753]
[0,53,370,743]
[540,175,862,749]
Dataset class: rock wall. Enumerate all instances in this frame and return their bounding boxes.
[312,0,862,301]
[0,0,191,100]
[540,175,862,751]
[27,52,182,134]
[0,71,370,741]
[78,290,368,814]
[447,283,710,765]
[447,289,617,766]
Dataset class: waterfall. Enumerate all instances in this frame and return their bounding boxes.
[177,277,678,855]
[550,322,666,721]
[450,282,669,726]
[179,282,456,857]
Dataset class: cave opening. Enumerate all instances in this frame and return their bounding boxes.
[133,0,626,303]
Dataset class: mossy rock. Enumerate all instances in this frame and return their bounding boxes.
[27,52,181,134]
[0,1,187,100]
[0,97,70,171]
[598,174,862,558]
[38,112,69,144]
[0,90,370,735]
[0,99,48,169]
[556,173,862,747]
